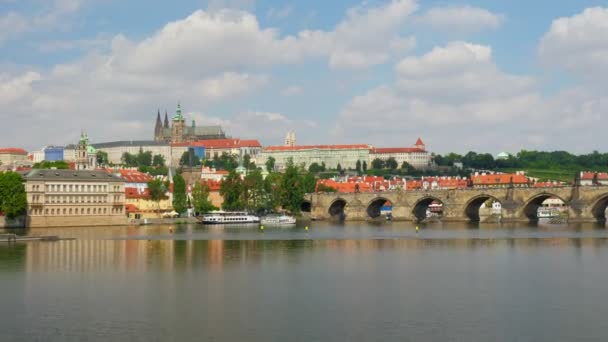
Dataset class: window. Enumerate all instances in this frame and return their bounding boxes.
[87,208,90,214]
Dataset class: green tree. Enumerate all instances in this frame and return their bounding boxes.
[152,154,166,167]
[220,170,245,210]
[172,174,187,214]
[191,181,217,214]
[243,154,256,170]
[121,152,137,166]
[356,160,362,174]
[308,162,324,173]
[265,156,276,172]
[243,169,266,212]
[386,157,398,170]
[336,163,342,172]
[96,151,109,166]
[32,161,70,169]
[302,172,317,194]
[371,158,384,170]
[279,159,305,214]
[362,161,367,173]
[148,179,167,217]
[0,172,27,218]
[264,172,282,211]
[317,183,337,193]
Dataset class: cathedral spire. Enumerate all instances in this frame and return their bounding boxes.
[164,110,169,128]
[154,109,162,139]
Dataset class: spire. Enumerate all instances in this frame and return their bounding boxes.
[155,109,162,137]
[164,111,169,128]
[173,102,184,121]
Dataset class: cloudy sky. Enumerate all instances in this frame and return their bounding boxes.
[1,0,607,154]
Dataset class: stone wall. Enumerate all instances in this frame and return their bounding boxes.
[0,215,26,228]
[26,215,127,228]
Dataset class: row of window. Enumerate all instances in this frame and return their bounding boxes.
[38,184,112,193]
[29,207,124,216]
[42,196,119,204]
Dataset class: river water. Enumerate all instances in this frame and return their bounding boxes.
[1,221,608,341]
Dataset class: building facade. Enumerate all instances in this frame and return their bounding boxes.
[154,104,226,143]
[0,148,28,167]
[259,144,371,170]
[25,169,127,227]
[369,138,431,169]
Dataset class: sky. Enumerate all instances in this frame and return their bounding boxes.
[1,0,607,154]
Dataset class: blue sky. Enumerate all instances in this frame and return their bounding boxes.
[1,0,607,154]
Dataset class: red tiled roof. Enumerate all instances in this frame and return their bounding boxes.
[264,144,370,152]
[415,138,424,146]
[125,204,141,213]
[173,139,262,149]
[581,172,608,180]
[105,169,153,183]
[0,148,27,154]
[125,187,151,199]
[471,174,528,185]
[371,147,425,154]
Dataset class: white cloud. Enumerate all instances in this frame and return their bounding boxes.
[0,0,85,42]
[539,7,608,81]
[337,41,548,151]
[418,5,504,33]
[328,0,418,69]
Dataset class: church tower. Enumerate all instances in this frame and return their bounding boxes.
[171,103,186,143]
[154,109,162,141]
[285,131,296,146]
[75,132,96,170]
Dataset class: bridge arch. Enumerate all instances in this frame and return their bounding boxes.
[366,197,393,219]
[590,193,608,222]
[301,200,312,213]
[522,193,568,221]
[328,198,348,221]
[412,196,444,221]
[464,194,502,222]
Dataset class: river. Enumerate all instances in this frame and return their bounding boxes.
[1,221,608,341]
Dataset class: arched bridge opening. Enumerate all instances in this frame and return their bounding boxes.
[465,196,502,222]
[301,200,312,213]
[523,194,567,222]
[591,195,608,222]
[413,197,443,222]
[328,199,347,221]
[366,198,392,220]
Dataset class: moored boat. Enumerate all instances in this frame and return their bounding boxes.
[199,211,260,224]
[260,214,297,226]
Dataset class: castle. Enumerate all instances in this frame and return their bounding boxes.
[154,104,226,143]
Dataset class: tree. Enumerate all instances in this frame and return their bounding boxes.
[137,150,153,167]
[179,151,201,167]
[220,170,245,210]
[152,154,166,167]
[121,152,137,167]
[191,181,217,214]
[309,162,324,173]
[386,157,398,170]
[243,154,255,170]
[371,158,384,170]
[32,161,70,169]
[148,179,167,217]
[336,163,342,172]
[264,172,282,211]
[212,153,238,171]
[316,183,337,193]
[362,161,367,173]
[96,151,109,166]
[356,160,362,174]
[302,172,317,194]
[279,159,305,214]
[0,172,27,218]
[401,161,415,173]
[172,174,187,214]
[265,156,276,172]
[243,169,266,212]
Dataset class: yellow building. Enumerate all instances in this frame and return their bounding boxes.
[25,169,127,227]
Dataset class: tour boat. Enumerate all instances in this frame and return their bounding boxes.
[537,207,561,218]
[199,211,260,224]
[260,214,297,226]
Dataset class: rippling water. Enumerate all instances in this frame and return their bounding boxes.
[1,222,607,341]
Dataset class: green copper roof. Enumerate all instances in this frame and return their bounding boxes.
[173,103,184,121]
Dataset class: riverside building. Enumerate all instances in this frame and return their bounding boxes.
[24,169,127,227]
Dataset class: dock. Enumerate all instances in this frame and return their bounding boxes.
[0,234,73,243]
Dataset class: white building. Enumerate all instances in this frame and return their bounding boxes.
[369,138,431,169]
[258,144,371,171]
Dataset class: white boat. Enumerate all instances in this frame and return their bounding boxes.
[199,211,260,224]
[537,207,561,218]
[261,214,297,225]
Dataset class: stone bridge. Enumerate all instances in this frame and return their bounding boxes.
[305,186,608,222]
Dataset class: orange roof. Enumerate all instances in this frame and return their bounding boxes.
[371,147,425,153]
[0,148,27,154]
[264,144,370,152]
[173,139,262,149]
[581,172,608,180]
[125,187,151,199]
[125,204,141,213]
[106,169,153,183]
[415,138,424,146]
[471,174,528,185]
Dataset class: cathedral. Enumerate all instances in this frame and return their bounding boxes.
[154,104,226,143]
